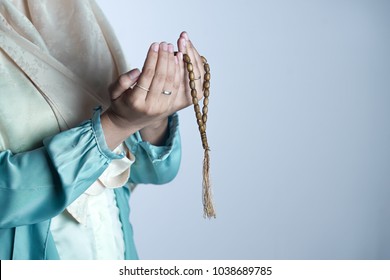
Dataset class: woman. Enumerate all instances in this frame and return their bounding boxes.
[0,0,205,259]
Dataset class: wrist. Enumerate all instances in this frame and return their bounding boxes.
[100,110,138,150]
[143,118,168,130]
[140,118,169,146]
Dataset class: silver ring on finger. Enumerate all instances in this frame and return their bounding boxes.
[161,90,172,95]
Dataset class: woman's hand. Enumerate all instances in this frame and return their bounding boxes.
[101,32,205,149]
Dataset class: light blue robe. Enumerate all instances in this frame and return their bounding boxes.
[0,109,181,259]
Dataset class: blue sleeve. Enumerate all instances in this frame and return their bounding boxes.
[0,108,123,229]
[125,113,181,185]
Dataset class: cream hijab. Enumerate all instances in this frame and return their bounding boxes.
[0,0,127,152]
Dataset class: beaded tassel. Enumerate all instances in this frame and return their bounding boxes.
[183,54,216,218]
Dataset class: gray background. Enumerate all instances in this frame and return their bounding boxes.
[96,0,390,259]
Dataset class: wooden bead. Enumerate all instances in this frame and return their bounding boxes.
[194,104,200,113]
[197,119,203,126]
[204,73,211,81]
[190,80,196,90]
[189,71,195,80]
[201,56,207,64]
[203,98,209,106]
[204,64,210,72]
[199,125,206,133]
[202,106,208,115]
[204,81,210,89]
[187,63,193,72]
[192,96,199,105]
[202,115,208,124]
[183,54,191,63]
[203,89,210,98]
[196,112,202,120]
[191,89,197,97]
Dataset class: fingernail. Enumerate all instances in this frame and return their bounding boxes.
[182,32,189,40]
[161,42,168,52]
[168,44,174,54]
[152,43,159,52]
[129,69,141,79]
[181,38,186,49]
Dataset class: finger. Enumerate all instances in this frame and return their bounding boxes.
[191,44,205,86]
[177,31,190,56]
[109,69,141,101]
[177,37,187,54]
[161,44,177,100]
[168,51,181,106]
[147,42,170,103]
[180,31,189,41]
[178,32,202,81]
[134,42,160,98]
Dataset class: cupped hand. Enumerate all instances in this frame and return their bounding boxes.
[101,32,206,149]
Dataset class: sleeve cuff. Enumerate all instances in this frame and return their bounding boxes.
[91,106,125,161]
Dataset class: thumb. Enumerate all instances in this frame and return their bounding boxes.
[109,69,141,100]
